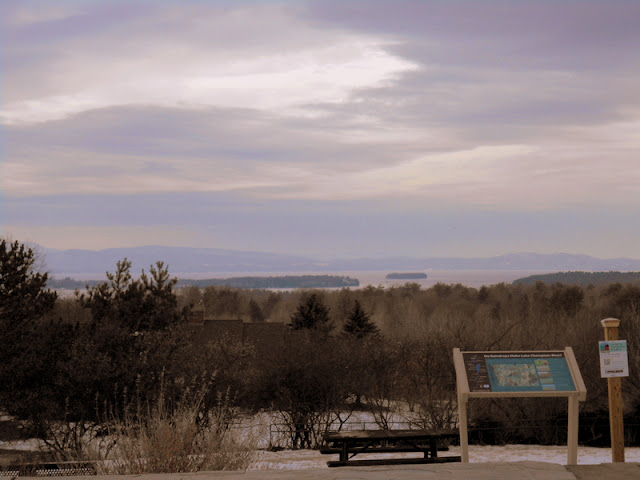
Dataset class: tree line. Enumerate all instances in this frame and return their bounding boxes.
[2,239,640,464]
[47,275,360,290]
[514,271,640,286]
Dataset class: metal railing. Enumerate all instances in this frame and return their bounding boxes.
[0,462,96,477]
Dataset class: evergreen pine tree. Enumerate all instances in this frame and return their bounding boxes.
[290,293,332,333]
[0,239,57,417]
[343,300,378,338]
[0,239,57,358]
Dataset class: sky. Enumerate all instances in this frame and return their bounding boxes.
[1,0,639,259]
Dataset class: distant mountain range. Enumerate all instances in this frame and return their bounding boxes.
[38,246,640,277]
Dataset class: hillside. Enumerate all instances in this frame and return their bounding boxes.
[513,271,640,286]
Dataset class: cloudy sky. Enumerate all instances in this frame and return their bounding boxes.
[2,0,639,259]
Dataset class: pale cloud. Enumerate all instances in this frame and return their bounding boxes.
[260,145,536,200]
[4,105,639,208]
[1,4,418,125]
[1,150,281,197]
[5,3,80,27]
[597,114,640,148]
[360,145,535,190]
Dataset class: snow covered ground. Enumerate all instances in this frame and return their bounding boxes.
[4,411,640,472]
[4,438,640,471]
[250,445,640,470]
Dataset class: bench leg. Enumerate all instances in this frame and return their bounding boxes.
[429,442,438,459]
[340,442,348,462]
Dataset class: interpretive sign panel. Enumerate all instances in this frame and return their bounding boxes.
[462,351,576,393]
[599,340,629,378]
[454,348,586,465]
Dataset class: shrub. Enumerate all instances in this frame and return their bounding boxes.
[89,375,255,474]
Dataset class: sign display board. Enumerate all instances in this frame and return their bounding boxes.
[454,348,586,465]
[462,351,576,393]
[599,340,629,378]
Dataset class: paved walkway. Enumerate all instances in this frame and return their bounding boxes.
[566,463,640,480]
[25,462,639,480]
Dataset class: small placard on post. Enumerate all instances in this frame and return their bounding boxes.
[599,340,629,378]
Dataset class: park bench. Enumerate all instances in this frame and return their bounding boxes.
[321,429,460,467]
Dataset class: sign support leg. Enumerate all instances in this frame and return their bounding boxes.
[567,394,579,465]
[459,395,469,463]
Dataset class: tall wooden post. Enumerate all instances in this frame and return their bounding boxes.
[601,318,625,463]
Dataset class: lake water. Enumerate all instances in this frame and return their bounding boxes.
[55,270,555,295]
[170,269,554,289]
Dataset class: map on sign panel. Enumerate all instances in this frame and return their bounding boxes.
[490,363,539,387]
[462,352,576,393]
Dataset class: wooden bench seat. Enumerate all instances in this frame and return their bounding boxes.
[322,429,460,467]
[320,445,450,454]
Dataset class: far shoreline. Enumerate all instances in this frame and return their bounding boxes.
[51,269,555,290]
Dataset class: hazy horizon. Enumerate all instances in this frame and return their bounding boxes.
[35,242,640,262]
[2,1,639,259]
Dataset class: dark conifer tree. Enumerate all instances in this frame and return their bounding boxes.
[343,300,378,338]
[0,239,57,366]
[290,292,332,333]
[0,239,57,419]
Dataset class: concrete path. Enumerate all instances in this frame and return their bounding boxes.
[25,462,640,480]
[566,463,640,480]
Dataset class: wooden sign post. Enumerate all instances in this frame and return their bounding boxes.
[601,318,625,463]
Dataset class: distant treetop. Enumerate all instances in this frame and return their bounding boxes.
[386,272,427,280]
